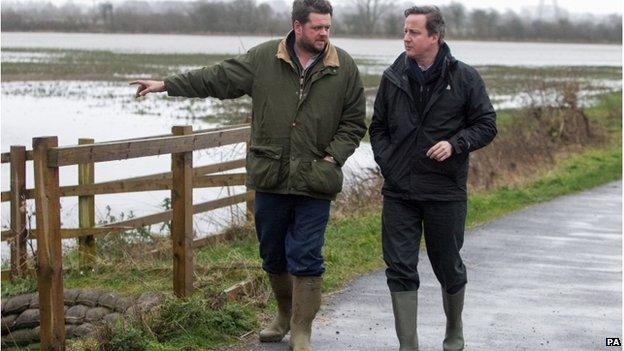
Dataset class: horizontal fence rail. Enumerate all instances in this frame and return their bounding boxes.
[0,159,247,202]
[49,126,250,166]
[0,124,254,349]
[0,124,249,165]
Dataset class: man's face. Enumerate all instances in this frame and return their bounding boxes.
[294,12,332,54]
[403,14,438,60]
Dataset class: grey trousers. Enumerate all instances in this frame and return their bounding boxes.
[382,195,467,294]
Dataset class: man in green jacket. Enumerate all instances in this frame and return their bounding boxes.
[130,1,366,349]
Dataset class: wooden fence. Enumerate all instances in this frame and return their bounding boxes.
[0,124,253,349]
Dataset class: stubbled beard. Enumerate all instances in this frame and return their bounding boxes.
[301,38,325,54]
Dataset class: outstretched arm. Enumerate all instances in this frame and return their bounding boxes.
[129,48,257,100]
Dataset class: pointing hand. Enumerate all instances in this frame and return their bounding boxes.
[129,80,166,97]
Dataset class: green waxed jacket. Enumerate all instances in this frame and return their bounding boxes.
[164,34,367,200]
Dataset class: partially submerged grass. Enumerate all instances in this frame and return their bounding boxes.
[2,48,621,97]
[476,65,622,94]
[2,48,620,135]
[1,48,231,82]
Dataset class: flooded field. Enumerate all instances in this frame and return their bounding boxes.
[2,32,622,66]
[2,48,620,108]
[1,33,622,262]
[0,79,376,259]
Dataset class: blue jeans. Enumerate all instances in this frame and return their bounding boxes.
[254,192,331,277]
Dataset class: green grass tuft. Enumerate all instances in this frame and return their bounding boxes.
[1,276,37,297]
[149,295,257,349]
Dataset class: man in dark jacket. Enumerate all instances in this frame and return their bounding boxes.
[369,5,496,351]
[130,1,366,350]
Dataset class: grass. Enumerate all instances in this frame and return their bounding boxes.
[1,48,231,82]
[2,48,621,97]
[1,276,37,298]
[476,65,622,94]
[144,296,257,350]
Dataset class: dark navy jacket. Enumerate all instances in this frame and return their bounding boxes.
[369,43,497,201]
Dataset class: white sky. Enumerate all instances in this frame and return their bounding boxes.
[429,0,621,15]
[9,0,624,15]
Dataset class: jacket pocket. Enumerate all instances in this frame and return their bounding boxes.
[376,144,396,179]
[303,159,344,195]
[246,145,283,189]
[377,144,406,190]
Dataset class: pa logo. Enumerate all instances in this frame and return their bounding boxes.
[606,337,621,346]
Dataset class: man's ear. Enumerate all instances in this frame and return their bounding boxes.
[293,20,303,35]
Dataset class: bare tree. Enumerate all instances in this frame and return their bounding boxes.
[443,2,467,38]
[350,0,391,36]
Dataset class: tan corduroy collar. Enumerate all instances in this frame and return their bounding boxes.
[276,31,340,68]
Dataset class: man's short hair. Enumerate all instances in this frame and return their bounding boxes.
[404,5,446,43]
[292,0,333,24]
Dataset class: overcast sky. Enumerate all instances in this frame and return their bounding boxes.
[432,0,621,15]
[12,0,623,15]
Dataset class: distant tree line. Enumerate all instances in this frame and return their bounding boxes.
[1,1,621,44]
[343,1,622,43]
[1,0,290,35]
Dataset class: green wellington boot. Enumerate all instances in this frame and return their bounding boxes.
[289,276,322,351]
[259,273,293,342]
[442,286,465,351]
[391,291,419,351]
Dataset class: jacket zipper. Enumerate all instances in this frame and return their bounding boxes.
[299,70,305,100]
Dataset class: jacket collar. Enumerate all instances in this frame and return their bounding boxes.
[407,43,449,85]
[384,42,457,103]
[386,42,456,82]
[384,43,458,91]
[276,31,340,68]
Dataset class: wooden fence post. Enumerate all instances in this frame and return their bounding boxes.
[33,136,65,349]
[171,126,193,298]
[10,146,28,277]
[78,138,96,271]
